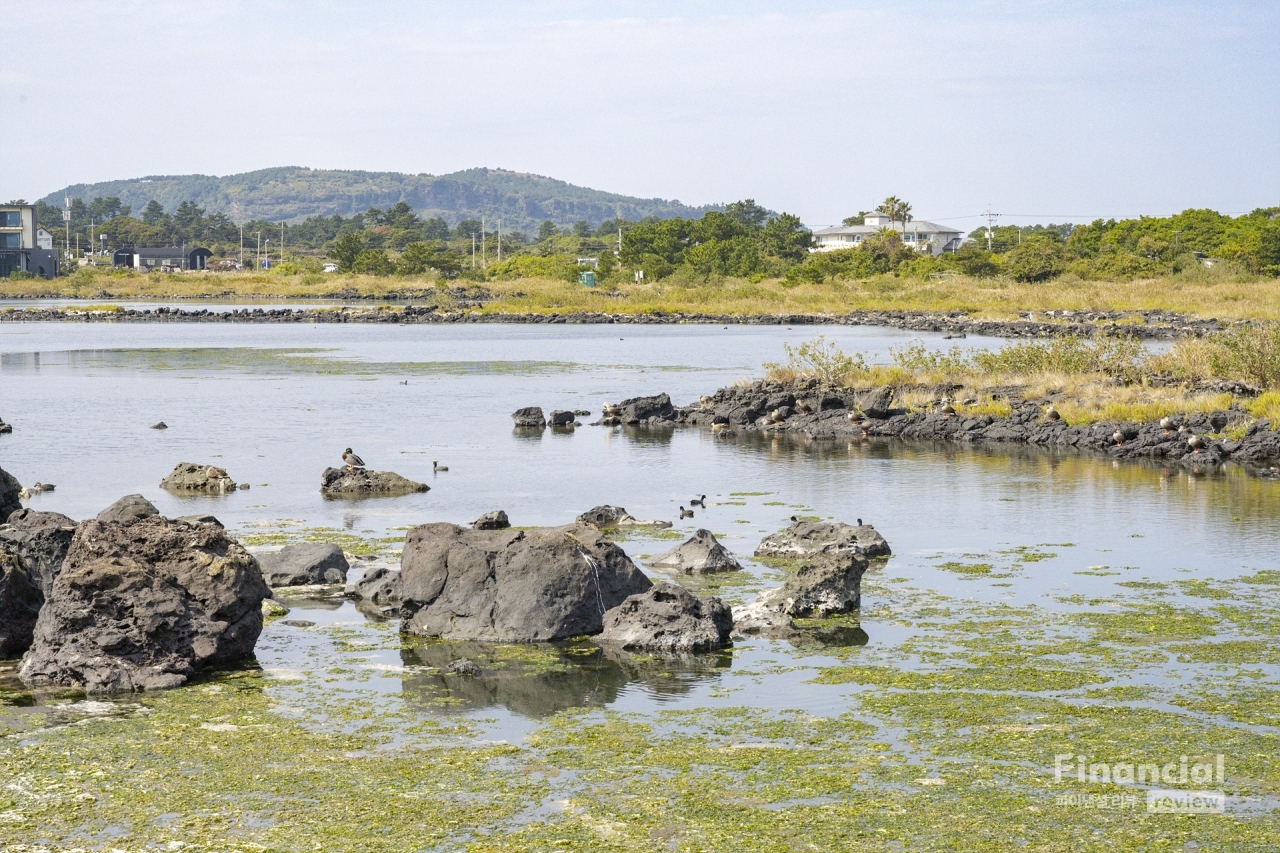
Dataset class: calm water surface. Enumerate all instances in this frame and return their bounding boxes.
[1,322,1276,738]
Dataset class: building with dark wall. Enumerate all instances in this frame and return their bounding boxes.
[0,204,60,279]
[114,247,214,271]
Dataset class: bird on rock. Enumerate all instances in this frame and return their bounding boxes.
[1160,416,1174,432]
[1045,405,1061,421]
[1112,431,1125,445]
[1187,434,1206,451]
[342,448,366,470]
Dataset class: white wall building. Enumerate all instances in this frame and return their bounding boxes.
[36,227,54,250]
[812,211,964,256]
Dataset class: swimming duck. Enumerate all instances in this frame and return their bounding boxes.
[690,495,706,507]
[433,461,448,472]
[342,448,366,470]
[679,506,694,519]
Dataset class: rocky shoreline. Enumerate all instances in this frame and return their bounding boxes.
[560,383,1280,476]
[0,304,1236,339]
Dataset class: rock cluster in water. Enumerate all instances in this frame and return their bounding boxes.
[160,462,237,493]
[576,379,1280,474]
[320,467,429,498]
[0,304,1236,340]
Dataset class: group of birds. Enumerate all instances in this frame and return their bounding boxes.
[340,448,448,473]
[1043,409,1207,450]
[678,495,706,518]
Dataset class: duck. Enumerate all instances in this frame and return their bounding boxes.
[399,380,409,385]
[790,515,798,522]
[1112,431,1125,445]
[342,448,366,470]
[151,421,168,430]
[699,395,713,408]
[856,518,863,526]
[679,506,694,519]
[940,403,956,416]
[1187,434,1206,450]
[690,495,706,507]
[433,461,448,472]
[31,482,55,493]
[1044,405,1061,421]
[1159,416,1174,432]
[206,466,229,480]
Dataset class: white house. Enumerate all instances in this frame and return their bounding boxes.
[812,211,964,256]
[36,227,54,250]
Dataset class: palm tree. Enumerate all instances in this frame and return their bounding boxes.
[877,196,902,229]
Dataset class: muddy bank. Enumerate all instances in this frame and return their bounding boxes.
[587,383,1280,475]
[0,304,1233,339]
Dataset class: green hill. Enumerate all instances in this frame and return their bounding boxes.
[40,166,718,235]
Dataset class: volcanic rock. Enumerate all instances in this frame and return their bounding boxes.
[345,566,403,610]
[160,462,237,493]
[0,466,21,523]
[96,494,159,525]
[576,505,673,529]
[472,510,511,530]
[596,582,732,652]
[511,406,547,428]
[0,552,42,657]
[19,515,269,692]
[755,520,891,560]
[647,529,743,575]
[0,509,77,596]
[400,522,652,641]
[257,543,350,587]
[320,467,429,498]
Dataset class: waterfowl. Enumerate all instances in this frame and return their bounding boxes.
[790,515,798,522]
[940,403,956,416]
[399,380,409,385]
[1160,416,1173,432]
[342,448,366,470]
[1044,405,1061,421]
[30,482,54,493]
[206,466,229,480]
[151,421,168,430]
[711,422,726,432]
[698,395,713,408]
[1187,434,1206,450]
[690,495,706,507]
[679,506,694,519]
[857,518,863,526]
[433,461,448,472]
[1112,431,1125,445]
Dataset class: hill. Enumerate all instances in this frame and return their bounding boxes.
[39,166,719,235]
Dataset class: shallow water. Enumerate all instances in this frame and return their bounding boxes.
[1,322,1277,848]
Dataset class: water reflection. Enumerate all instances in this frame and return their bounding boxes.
[400,640,730,717]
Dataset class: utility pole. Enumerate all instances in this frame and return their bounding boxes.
[1174,230,1183,254]
[481,216,486,269]
[280,221,285,265]
[240,226,244,269]
[62,197,72,264]
[617,227,622,256]
[497,218,502,262]
[255,231,262,271]
[471,233,476,269]
[984,208,1000,252]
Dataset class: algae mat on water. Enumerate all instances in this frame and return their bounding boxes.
[1,570,1277,851]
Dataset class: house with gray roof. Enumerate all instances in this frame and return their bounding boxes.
[812,210,964,256]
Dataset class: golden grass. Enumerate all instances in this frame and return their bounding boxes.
[6,267,1280,321]
[1247,391,1280,420]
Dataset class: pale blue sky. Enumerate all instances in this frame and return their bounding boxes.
[3,1,1276,228]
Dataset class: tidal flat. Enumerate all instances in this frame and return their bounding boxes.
[0,323,1277,850]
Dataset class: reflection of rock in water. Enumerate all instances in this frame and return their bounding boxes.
[794,623,869,647]
[400,640,730,717]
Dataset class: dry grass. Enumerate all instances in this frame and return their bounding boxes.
[7,266,1280,320]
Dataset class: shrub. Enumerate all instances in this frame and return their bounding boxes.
[1006,235,1066,282]
[1207,325,1280,389]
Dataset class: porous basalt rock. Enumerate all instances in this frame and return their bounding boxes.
[0,509,77,596]
[0,552,43,657]
[345,566,403,613]
[320,467,429,498]
[596,582,732,652]
[755,521,891,560]
[647,529,743,575]
[19,515,269,692]
[511,406,547,428]
[160,462,237,493]
[96,494,159,525]
[257,543,350,587]
[472,510,511,530]
[732,552,868,638]
[0,466,22,523]
[399,522,652,641]
[576,505,672,529]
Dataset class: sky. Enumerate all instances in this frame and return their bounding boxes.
[2,0,1277,228]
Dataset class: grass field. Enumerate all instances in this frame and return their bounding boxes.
[6,264,1280,320]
